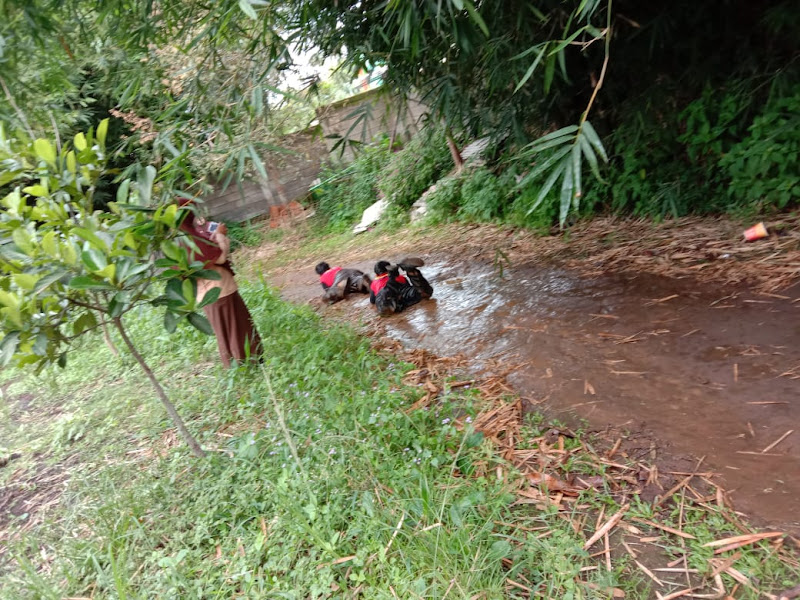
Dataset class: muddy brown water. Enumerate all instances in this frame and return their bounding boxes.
[273,258,800,533]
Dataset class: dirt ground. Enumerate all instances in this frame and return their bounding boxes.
[241,215,800,535]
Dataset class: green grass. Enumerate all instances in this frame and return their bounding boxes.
[1,282,797,598]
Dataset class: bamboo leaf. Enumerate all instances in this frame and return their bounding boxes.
[527,134,576,154]
[548,25,587,56]
[559,160,574,227]
[248,144,269,181]
[571,142,582,207]
[582,120,608,162]
[516,146,571,189]
[531,126,581,148]
[578,133,602,180]
[526,162,566,216]
[464,1,489,36]
[543,53,555,94]
[514,45,547,93]
[238,0,258,19]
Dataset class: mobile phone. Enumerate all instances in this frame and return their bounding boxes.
[207,222,219,234]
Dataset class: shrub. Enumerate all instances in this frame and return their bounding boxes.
[423,176,463,224]
[379,127,453,209]
[591,74,800,219]
[312,143,392,232]
[506,183,559,232]
[458,168,510,223]
[721,85,800,210]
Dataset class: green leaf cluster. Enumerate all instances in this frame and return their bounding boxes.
[0,121,220,371]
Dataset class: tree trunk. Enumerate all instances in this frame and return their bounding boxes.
[112,317,206,458]
[446,132,464,173]
[101,321,120,357]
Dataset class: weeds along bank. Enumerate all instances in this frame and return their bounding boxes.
[310,80,800,233]
[2,281,799,598]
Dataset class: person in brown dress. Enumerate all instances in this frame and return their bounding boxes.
[179,208,262,367]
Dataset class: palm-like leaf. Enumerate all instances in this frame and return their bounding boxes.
[518,120,609,227]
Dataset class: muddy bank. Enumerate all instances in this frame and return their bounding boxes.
[270,256,800,534]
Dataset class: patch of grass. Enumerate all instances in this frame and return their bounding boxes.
[225,219,267,250]
[0,285,511,597]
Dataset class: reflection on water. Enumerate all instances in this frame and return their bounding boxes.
[381,260,800,532]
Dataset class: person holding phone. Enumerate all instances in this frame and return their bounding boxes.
[178,205,262,367]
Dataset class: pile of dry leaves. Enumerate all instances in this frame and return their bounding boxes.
[394,343,800,599]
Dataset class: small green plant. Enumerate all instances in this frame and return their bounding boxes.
[379,126,454,210]
[458,167,510,222]
[0,122,223,457]
[312,142,392,232]
[225,219,264,249]
[423,176,462,224]
[507,182,558,232]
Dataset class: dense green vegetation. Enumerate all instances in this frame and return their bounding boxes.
[304,0,800,229]
[312,76,800,230]
[3,0,798,226]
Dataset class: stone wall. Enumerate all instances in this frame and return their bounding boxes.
[202,91,426,223]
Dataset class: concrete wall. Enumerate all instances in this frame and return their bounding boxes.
[315,89,426,162]
[202,91,427,223]
[203,126,328,223]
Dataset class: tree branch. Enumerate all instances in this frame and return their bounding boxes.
[0,76,35,139]
[580,0,613,126]
[112,316,205,457]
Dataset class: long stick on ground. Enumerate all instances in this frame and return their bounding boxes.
[113,317,205,458]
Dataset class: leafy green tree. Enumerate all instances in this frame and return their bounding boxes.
[0,120,226,457]
[1,0,614,225]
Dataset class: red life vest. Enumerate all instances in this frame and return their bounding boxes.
[320,267,342,289]
[370,273,407,295]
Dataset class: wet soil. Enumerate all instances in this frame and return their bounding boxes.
[269,254,800,534]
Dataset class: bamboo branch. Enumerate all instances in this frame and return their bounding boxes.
[0,76,35,139]
[580,0,613,125]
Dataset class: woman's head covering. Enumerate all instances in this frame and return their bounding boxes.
[177,200,222,268]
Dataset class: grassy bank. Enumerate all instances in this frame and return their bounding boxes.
[1,282,798,598]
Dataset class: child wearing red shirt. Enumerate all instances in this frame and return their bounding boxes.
[370,259,433,316]
[315,262,371,303]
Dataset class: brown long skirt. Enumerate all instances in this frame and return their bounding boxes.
[203,292,263,368]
